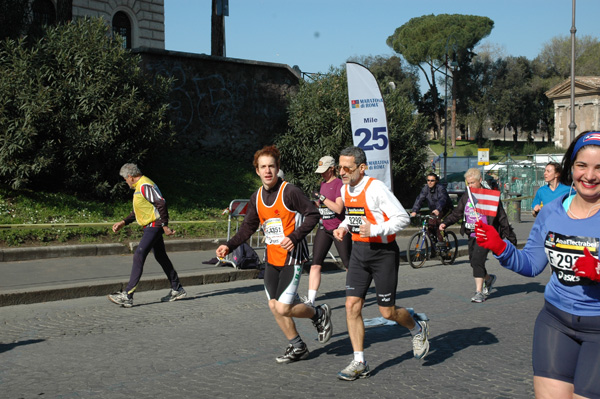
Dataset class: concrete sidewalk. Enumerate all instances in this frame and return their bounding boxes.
[0,215,535,306]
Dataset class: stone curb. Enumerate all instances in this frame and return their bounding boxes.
[0,242,523,307]
[0,269,260,307]
[0,239,228,262]
[0,227,455,262]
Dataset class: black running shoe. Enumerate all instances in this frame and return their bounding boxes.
[275,344,309,364]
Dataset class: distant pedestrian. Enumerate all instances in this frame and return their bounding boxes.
[531,162,570,217]
[216,145,331,364]
[108,163,186,308]
[476,131,600,399]
[305,155,352,306]
[439,168,515,303]
[333,146,429,381]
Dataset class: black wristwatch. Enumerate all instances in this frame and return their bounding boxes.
[319,194,326,202]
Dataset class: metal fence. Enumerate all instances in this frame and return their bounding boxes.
[440,153,567,212]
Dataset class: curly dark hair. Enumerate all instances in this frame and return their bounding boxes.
[253,145,281,169]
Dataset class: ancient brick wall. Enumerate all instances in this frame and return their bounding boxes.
[138,48,300,157]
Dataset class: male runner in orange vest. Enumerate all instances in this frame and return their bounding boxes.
[333,146,431,381]
[216,145,330,363]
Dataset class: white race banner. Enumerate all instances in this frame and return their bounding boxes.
[346,62,392,190]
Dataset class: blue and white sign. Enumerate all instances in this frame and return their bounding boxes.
[346,62,392,190]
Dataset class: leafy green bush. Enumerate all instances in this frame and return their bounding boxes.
[0,18,173,199]
[483,139,495,158]
[522,142,537,156]
[463,148,474,157]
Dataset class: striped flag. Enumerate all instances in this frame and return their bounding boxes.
[469,187,501,217]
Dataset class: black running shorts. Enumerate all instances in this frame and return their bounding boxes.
[532,301,600,398]
[345,241,399,307]
[263,263,301,305]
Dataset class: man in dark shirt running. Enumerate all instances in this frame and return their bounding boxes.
[216,145,331,364]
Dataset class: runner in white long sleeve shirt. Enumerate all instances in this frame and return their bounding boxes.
[338,172,410,239]
[333,146,430,381]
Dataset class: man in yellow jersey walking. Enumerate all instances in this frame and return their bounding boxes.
[333,146,430,381]
[216,146,330,364]
[108,163,186,308]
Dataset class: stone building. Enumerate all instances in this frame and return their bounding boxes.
[545,76,600,149]
[28,0,164,49]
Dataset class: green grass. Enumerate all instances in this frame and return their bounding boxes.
[428,139,563,161]
[0,139,565,247]
[0,153,261,247]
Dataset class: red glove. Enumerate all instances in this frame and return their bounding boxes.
[474,220,507,256]
[573,247,600,282]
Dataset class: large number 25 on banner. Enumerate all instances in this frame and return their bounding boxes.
[346,62,392,190]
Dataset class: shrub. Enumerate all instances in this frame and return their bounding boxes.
[523,142,537,156]
[0,18,174,199]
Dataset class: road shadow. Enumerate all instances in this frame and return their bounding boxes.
[310,323,407,360]
[369,326,498,375]
[491,282,546,299]
[131,283,266,307]
[0,339,45,354]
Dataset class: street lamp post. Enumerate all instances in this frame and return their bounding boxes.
[569,0,577,142]
[443,35,458,186]
[443,53,449,185]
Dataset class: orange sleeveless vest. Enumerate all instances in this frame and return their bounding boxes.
[344,177,396,243]
[257,182,307,266]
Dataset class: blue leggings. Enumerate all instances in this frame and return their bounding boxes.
[532,301,600,398]
[125,226,181,297]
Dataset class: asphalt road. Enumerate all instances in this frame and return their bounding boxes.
[0,215,546,398]
[1,253,547,398]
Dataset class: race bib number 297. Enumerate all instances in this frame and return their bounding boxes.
[544,231,599,286]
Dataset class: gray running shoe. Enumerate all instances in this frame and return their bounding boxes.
[161,287,187,302]
[483,274,497,296]
[412,319,430,360]
[276,344,309,364]
[108,291,133,308]
[471,291,486,303]
[337,360,371,381]
[313,303,332,343]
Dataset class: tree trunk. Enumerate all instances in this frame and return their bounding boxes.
[451,70,457,149]
[56,0,72,23]
[430,64,441,140]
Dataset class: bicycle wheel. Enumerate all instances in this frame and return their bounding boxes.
[440,231,458,265]
[407,232,429,269]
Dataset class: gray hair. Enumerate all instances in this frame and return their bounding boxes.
[119,163,142,179]
[464,167,482,181]
[340,146,367,166]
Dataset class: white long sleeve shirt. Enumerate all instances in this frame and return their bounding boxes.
[339,176,410,238]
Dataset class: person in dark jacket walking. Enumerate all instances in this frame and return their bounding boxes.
[439,168,516,303]
[410,173,453,252]
[108,163,186,308]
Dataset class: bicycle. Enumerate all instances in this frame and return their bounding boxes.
[407,215,458,269]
